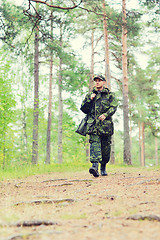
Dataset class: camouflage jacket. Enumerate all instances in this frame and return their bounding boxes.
[80,87,118,136]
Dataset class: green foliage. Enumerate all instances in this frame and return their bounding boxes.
[62,61,89,94]
[0,161,90,180]
[1,161,159,180]
[140,0,160,10]
[147,46,160,69]
[0,50,16,166]
[139,0,160,29]
[129,44,160,136]
[114,131,123,165]
[62,112,87,163]
[0,0,31,50]
[127,11,142,40]
[45,110,87,164]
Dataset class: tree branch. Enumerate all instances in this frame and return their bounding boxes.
[29,0,82,9]
[79,5,104,16]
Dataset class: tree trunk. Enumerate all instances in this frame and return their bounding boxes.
[102,0,115,164]
[122,0,132,165]
[141,122,145,167]
[89,29,95,92]
[155,136,158,166]
[58,23,63,164]
[46,1,53,164]
[129,116,132,149]
[86,29,96,162]
[22,109,28,153]
[19,59,28,159]
[138,121,141,164]
[139,121,145,166]
[110,137,115,164]
[32,3,39,165]
[102,0,111,89]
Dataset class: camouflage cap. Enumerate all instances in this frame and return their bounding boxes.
[93,74,106,81]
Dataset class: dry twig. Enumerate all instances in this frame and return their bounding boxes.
[127,214,160,222]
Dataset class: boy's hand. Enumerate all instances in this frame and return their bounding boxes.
[98,114,106,121]
[91,93,96,100]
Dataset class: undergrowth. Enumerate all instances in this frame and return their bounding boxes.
[0,161,90,180]
[0,161,159,180]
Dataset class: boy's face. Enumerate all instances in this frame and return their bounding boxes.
[94,78,104,90]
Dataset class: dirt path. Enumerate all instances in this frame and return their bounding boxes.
[0,167,160,240]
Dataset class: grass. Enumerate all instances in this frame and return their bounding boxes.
[0,160,159,181]
[93,201,106,206]
[0,161,90,180]
[113,209,124,217]
[61,213,87,220]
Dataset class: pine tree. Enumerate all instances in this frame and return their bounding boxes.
[122,0,132,165]
[32,3,40,164]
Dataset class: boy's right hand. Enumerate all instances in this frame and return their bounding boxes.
[91,93,96,100]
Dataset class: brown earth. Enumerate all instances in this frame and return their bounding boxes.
[0,167,160,240]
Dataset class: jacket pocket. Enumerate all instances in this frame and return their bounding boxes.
[97,119,114,136]
[87,118,96,135]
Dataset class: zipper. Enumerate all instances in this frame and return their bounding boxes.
[94,93,100,133]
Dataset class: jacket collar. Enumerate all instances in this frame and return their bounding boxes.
[92,87,109,94]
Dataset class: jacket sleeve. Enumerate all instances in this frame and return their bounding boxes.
[80,93,93,114]
[103,92,118,119]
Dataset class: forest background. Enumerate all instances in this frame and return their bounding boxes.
[0,0,160,176]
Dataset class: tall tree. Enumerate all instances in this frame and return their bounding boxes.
[89,29,95,91]
[122,0,132,165]
[58,22,63,163]
[46,0,53,164]
[139,122,145,166]
[32,3,40,164]
[102,0,116,164]
[102,0,111,89]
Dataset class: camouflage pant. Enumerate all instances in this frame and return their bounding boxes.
[89,135,111,164]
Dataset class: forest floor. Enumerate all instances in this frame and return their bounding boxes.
[0,167,160,240]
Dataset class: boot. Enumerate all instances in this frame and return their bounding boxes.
[100,163,108,176]
[89,162,99,177]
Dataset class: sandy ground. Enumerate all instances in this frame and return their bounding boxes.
[0,167,160,240]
